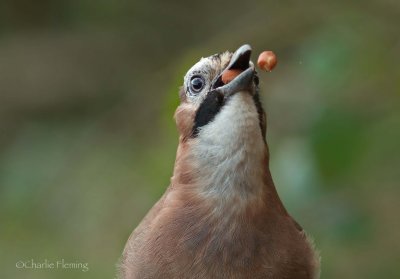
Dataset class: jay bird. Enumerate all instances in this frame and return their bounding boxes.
[119,44,320,279]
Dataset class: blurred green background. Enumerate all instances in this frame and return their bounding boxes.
[1,0,399,278]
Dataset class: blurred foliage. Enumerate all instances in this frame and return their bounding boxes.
[0,0,399,278]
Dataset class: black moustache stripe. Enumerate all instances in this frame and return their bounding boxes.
[252,89,267,143]
[192,90,224,137]
[191,87,266,141]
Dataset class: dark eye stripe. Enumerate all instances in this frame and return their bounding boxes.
[252,89,267,143]
[192,90,224,137]
[191,87,266,141]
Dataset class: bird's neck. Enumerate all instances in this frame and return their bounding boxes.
[171,136,283,219]
[171,92,285,217]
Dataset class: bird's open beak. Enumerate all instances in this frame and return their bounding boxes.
[212,44,255,97]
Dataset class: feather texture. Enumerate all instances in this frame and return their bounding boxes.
[119,48,320,279]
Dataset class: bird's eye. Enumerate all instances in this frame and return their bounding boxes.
[190,76,205,93]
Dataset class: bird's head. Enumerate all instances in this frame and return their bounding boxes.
[172,45,276,210]
[175,44,266,146]
[173,44,269,194]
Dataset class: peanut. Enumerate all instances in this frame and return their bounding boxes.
[257,51,277,72]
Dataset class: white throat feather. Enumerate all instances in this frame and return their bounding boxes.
[190,92,266,211]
